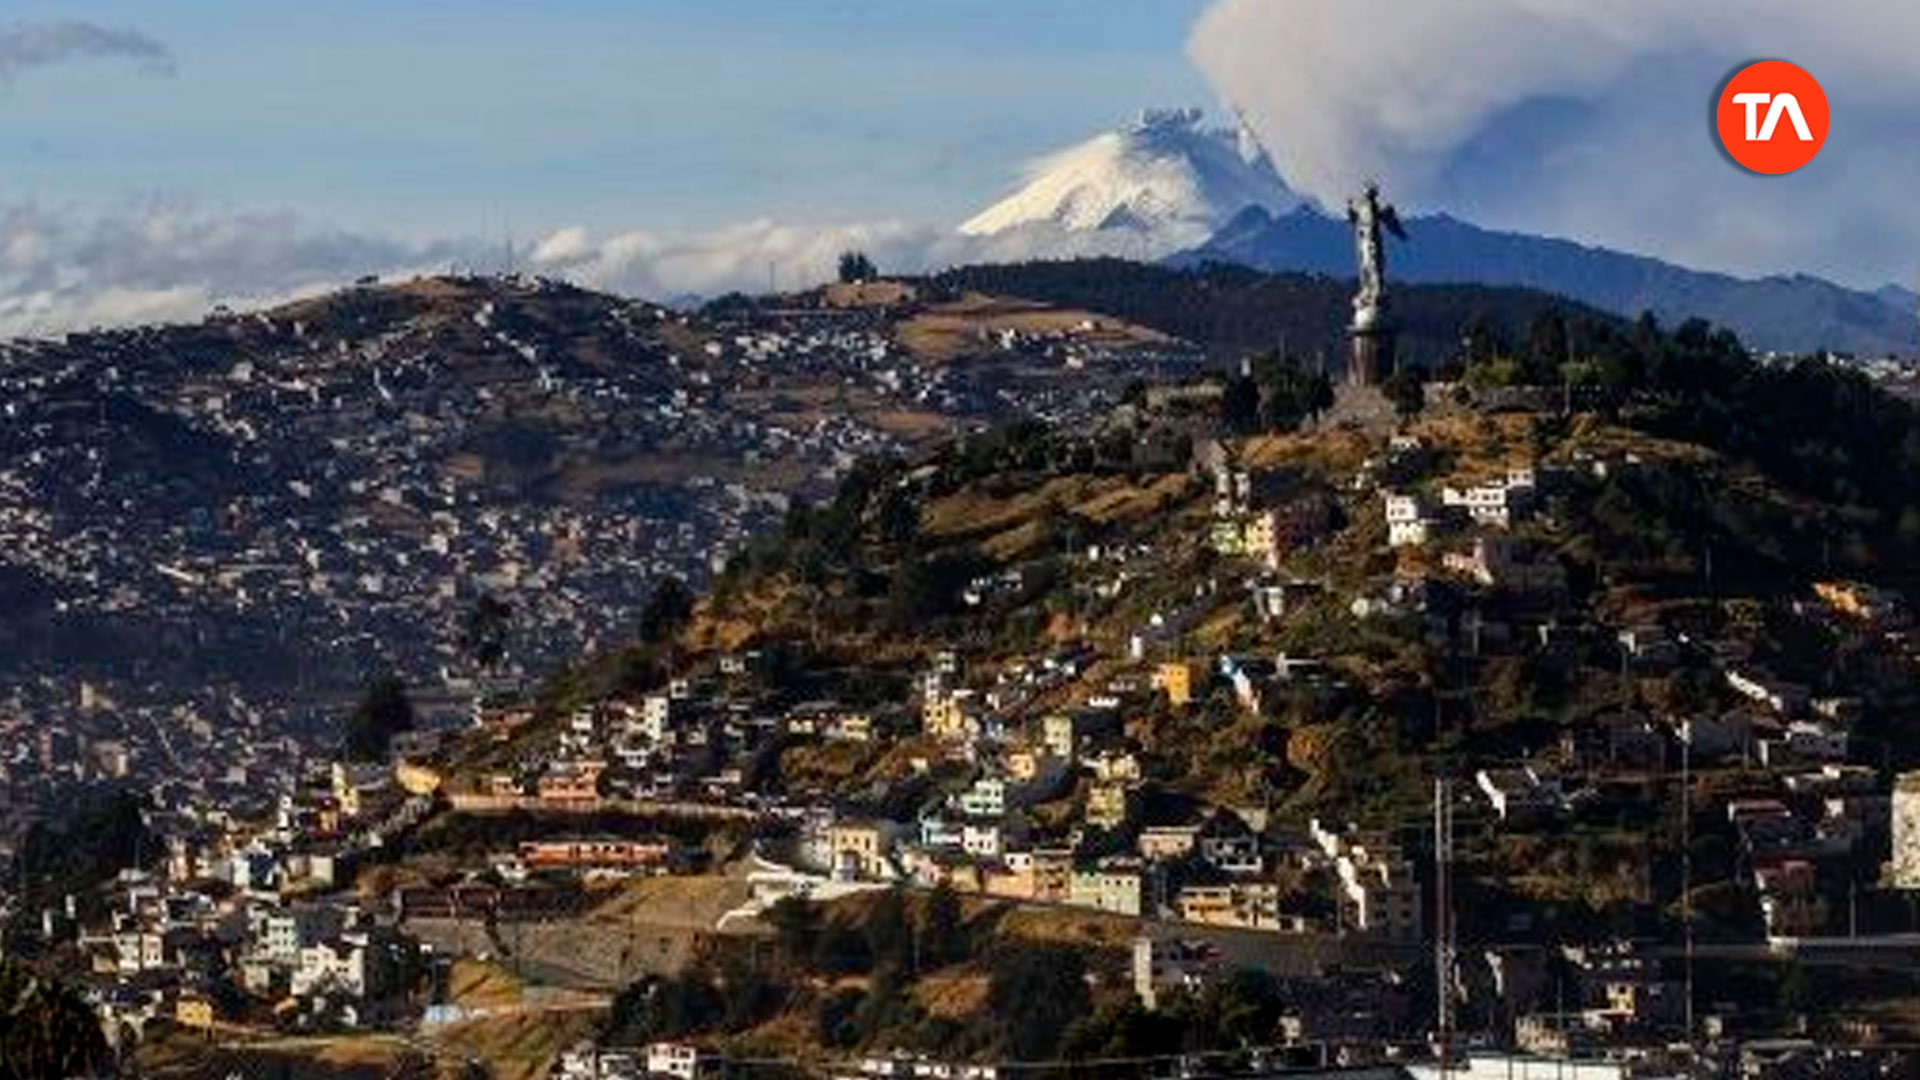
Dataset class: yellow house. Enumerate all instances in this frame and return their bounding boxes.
[1030,848,1074,902]
[1209,518,1252,557]
[1153,661,1198,707]
[828,821,892,880]
[1814,580,1903,624]
[1138,824,1200,861]
[1087,781,1133,830]
[922,690,978,741]
[1242,511,1280,566]
[1176,883,1285,931]
[983,866,1034,901]
[330,761,361,818]
[394,760,443,796]
[175,995,216,1031]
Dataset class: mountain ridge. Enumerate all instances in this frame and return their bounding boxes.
[953,111,1916,357]
[1176,204,1919,356]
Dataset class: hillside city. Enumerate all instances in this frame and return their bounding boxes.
[8,10,1920,1074]
[6,254,1920,1080]
[0,273,1206,852]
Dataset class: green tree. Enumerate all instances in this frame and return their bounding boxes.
[1246,356,1334,432]
[875,485,922,548]
[813,920,872,975]
[1219,374,1261,435]
[5,791,157,953]
[1060,999,1183,1061]
[342,669,416,762]
[0,959,111,1080]
[1461,311,1507,367]
[604,971,722,1044]
[918,882,967,968]
[1193,969,1284,1048]
[865,888,913,972]
[1382,367,1424,419]
[1525,310,1571,384]
[765,897,822,968]
[886,546,989,627]
[838,251,878,284]
[459,593,513,670]
[988,946,1089,1059]
[639,576,695,644]
[814,986,866,1048]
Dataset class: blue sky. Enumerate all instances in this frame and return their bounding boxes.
[5,1,1917,337]
[3,0,1216,237]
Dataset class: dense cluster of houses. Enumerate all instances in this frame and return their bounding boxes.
[0,274,1214,878]
[21,757,439,1042]
[16,294,1920,1075]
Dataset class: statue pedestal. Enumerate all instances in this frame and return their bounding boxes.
[1348,325,1394,387]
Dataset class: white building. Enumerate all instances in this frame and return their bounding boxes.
[291,937,367,998]
[1476,767,1565,821]
[1440,468,1538,529]
[1132,936,1218,1010]
[1384,493,1434,548]
[956,777,1007,818]
[1889,773,1920,890]
[1068,863,1143,916]
[960,822,1003,859]
[639,694,672,744]
[646,1042,708,1080]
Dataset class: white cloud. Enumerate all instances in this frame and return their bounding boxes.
[0,199,477,338]
[0,19,175,80]
[0,197,1140,337]
[528,218,1136,299]
[1189,0,1920,287]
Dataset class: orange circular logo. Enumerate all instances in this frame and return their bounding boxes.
[1716,60,1828,174]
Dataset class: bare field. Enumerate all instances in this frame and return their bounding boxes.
[896,292,1171,363]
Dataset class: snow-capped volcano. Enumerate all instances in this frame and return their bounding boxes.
[959,108,1298,256]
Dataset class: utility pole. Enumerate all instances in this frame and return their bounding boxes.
[1681,725,1694,1046]
[1435,776,1455,1073]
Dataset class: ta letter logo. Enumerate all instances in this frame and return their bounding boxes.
[1716,60,1829,174]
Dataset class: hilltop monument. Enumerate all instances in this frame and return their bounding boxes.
[1347,181,1407,386]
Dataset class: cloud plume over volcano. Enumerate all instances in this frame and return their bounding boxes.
[1189,0,1920,288]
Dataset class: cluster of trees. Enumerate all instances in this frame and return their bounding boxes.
[720,454,1004,631]
[607,888,972,1053]
[4,790,158,955]
[459,593,513,670]
[639,889,1130,1062]
[765,886,967,979]
[929,419,1188,492]
[932,258,1615,369]
[1058,968,1290,1063]
[838,251,879,284]
[638,575,695,644]
[721,456,918,588]
[602,952,783,1047]
[0,960,110,1080]
[1219,353,1335,434]
[1636,333,1920,542]
[985,945,1090,1060]
[1442,309,1920,569]
[341,669,415,762]
[715,415,1195,647]
[605,910,1320,1067]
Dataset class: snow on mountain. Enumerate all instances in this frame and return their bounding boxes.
[958,108,1298,257]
